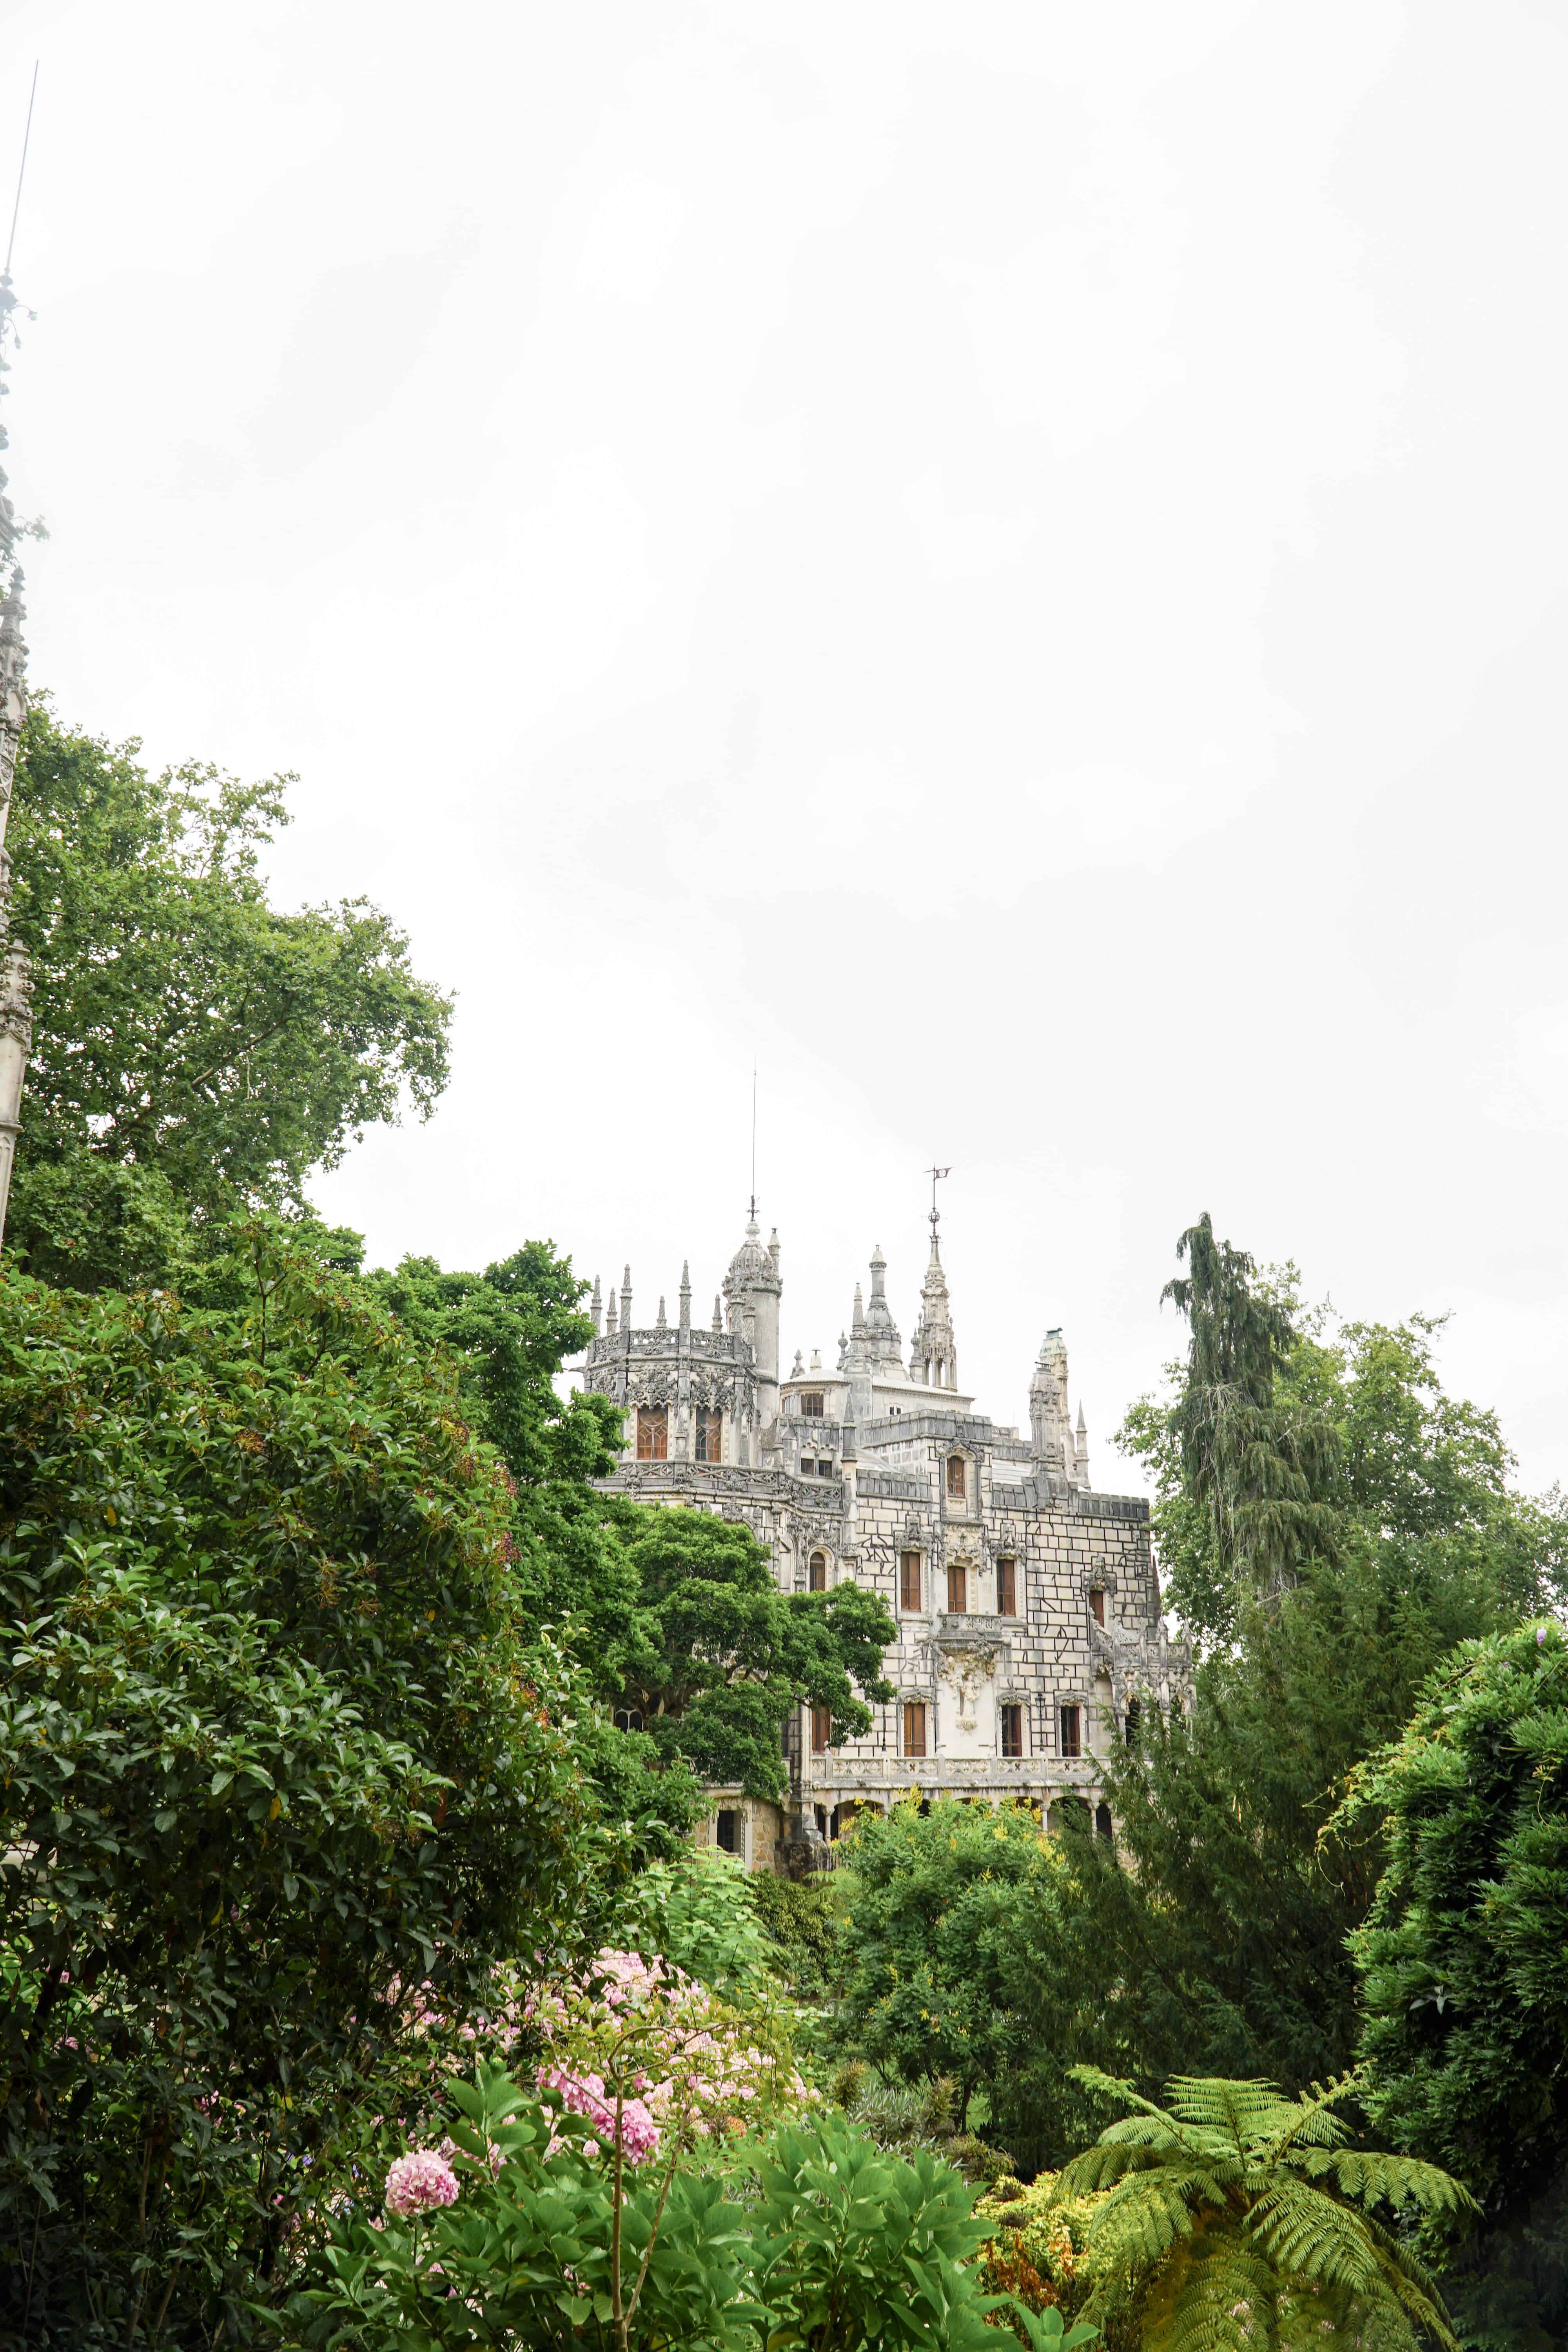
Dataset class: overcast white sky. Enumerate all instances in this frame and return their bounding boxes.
[4,0,1566,1494]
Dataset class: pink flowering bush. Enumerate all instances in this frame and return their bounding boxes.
[524,1941,814,2156]
[384,2147,461,2218]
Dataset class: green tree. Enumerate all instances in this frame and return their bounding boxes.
[835,1797,1103,2154]
[7,701,450,1290]
[1160,1216,1339,1625]
[608,1509,897,1802]
[1343,1621,1568,2346]
[0,1224,597,2347]
[1083,1291,1568,2108]
[1055,2069,1471,2351]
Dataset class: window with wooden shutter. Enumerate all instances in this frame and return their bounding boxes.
[636,1407,668,1459]
[1000,1702,1024,1759]
[946,1561,967,1614]
[902,1701,927,1758]
[899,1551,922,1612]
[809,1551,827,1593]
[946,1454,966,1499]
[811,1705,831,1753]
[997,1558,1017,1617]
[1090,1588,1105,1628]
[1059,1704,1082,1760]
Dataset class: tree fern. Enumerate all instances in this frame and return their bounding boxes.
[1055,2068,1475,2348]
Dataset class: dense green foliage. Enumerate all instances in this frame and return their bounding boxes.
[1345,1622,1568,2345]
[1089,1285,1568,2101]
[7,702,450,1290]
[835,1798,1098,2150]
[0,1229,596,2347]
[1055,2070,1471,2351]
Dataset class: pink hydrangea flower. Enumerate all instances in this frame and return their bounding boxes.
[385,2149,460,2218]
[537,2065,661,2161]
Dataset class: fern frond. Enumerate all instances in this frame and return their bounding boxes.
[1247,2178,1382,2296]
[1305,2146,1477,2219]
[1053,2140,1170,2196]
[1257,2069,1357,2161]
[1159,2242,1276,2352]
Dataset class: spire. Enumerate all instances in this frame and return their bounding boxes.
[712,1294,723,1334]
[0,221,37,1247]
[851,1283,866,1338]
[1075,1401,1091,1491]
[606,1285,619,1338]
[911,1225,958,1390]
[679,1260,691,1330]
[655,1295,667,1331]
[590,1274,603,1336]
[621,1265,633,1331]
[863,1243,904,1372]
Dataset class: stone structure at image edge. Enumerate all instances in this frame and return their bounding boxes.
[578,1203,1191,1873]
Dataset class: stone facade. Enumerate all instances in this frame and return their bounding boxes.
[579,1207,1190,1872]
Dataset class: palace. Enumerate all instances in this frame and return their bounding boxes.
[578,1203,1190,1872]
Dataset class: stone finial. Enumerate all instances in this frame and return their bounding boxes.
[590,1274,603,1336]
[791,1349,804,1377]
[605,1286,619,1338]
[809,1348,822,1372]
[621,1265,633,1330]
[864,1244,903,1371]
[1075,1402,1091,1491]
[712,1294,723,1333]
[656,1295,667,1331]
[679,1261,691,1329]
[851,1284,866,1336]
[837,1330,848,1371]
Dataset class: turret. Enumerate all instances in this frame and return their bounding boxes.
[1074,1402,1091,1491]
[1029,1329,1072,1472]
[723,1208,782,1429]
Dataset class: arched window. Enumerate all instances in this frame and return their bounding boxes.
[946,1454,966,1500]
[809,1551,828,1592]
[1125,1697,1142,1746]
[695,1407,722,1463]
[636,1406,668,1460]
[613,1707,644,1734]
[1095,1802,1114,1843]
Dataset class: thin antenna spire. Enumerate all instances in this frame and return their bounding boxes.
[926,1164,951,1243]
[5,64,38,281]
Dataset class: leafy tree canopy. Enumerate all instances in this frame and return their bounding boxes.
[1343,1621,1568,2345]
[7,700,450,1289]
[0,1224,597,2346]
[834,1796,1113,2163]
[1085,1248,1568,2116]
[606,1509,897,1803]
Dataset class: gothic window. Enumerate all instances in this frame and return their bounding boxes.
[997,1557,1018,1617]
[1000,1702,1024,1759]
[1060,1704,1082,1760]
[946,1454,966,1500]
[902,1700,928,1758]
[946,1561,967,1613]
[715,1809,740,1855]
[1089,1587,1105,1628]
[811,1704,831,1753]
[1096,1802,1114,1843]
[636,1407,668,1460]
[613,1707,645,1733]
[809,1551,828,1593]
[899,1550,922,1612]
[1125,1697,1142,1746]
[801,1391,825,1419]
[695,1407,722,1463]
